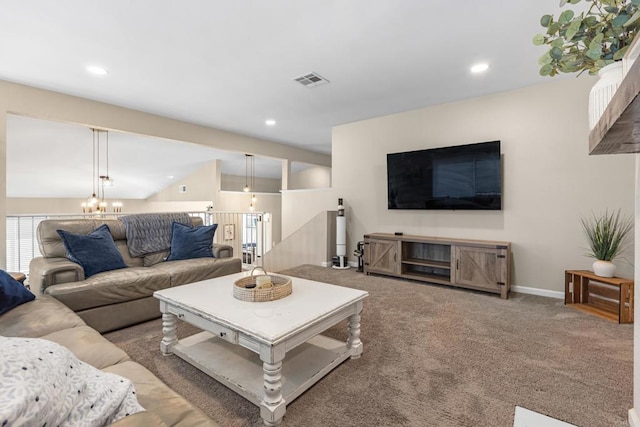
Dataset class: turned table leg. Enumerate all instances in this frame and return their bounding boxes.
[260,345,286,426]
[161,312,178,355]
[347,312,363,358]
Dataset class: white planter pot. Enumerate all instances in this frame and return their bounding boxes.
[588,62,623,129]
[592,260,616,278]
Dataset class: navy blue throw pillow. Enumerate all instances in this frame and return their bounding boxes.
[57,224,127,278]
[166,222,218,261]
[0,270,35,315]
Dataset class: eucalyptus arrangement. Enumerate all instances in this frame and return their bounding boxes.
[580,209,633,276]
[533,0,640,77]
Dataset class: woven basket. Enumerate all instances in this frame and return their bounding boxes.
[233,267,292,302]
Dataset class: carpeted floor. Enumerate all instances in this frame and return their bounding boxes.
[105,265,633,427]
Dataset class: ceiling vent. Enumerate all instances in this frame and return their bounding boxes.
[293,72,330,88]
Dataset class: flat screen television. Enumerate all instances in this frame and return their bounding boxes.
[387,141,501,210]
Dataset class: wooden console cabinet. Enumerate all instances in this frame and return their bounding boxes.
[363,233,511,299]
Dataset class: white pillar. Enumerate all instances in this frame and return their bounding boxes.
[281,159,290,191]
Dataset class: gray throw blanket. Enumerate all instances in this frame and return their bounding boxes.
[120,212,192,257]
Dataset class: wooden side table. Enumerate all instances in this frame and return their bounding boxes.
[565,270,634,324]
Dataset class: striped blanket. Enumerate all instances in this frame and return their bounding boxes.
[120,212,192,257]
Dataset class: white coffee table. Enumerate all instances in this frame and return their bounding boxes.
[153,271,369,426]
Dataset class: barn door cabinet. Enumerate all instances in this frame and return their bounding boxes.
[363,233,511,299]
[363,238,399,275]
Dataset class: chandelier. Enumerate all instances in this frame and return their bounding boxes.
[82,129,122,214]
[244,154,256,211]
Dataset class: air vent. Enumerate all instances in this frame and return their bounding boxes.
[293,72,330,88]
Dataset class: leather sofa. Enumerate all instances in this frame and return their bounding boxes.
[29,216,242,333]
[0,293,219,427]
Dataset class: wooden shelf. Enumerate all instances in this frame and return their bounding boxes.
[566,303,620,322]
[589,35,640,154]
[401,258,450,269]
[401,272,451,285]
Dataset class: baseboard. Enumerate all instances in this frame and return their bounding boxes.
[316,268,566,298]
[511,285,564,300]
[630,408,640,427]
[321,261,359,268]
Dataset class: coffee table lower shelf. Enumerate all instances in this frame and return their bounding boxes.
[565,303,621,323]
[171,331,352,406]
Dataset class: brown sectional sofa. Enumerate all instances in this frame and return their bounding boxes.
[29,216,242,332]
[0,294,219,427]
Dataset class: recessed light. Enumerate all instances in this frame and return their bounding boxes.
[167,175,174,179]
[470,63,490,74]
[86,65,108,76]
[265,119,276,126]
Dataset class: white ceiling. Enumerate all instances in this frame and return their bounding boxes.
[1,0,577,199]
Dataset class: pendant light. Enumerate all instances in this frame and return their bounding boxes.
[244,154,256,211]
[243,154,250,193]
[84,129,99,213]
[82,128,122,214]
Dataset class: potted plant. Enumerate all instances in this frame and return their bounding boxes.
[533,0,640,127]
[533,0,640,77]
[580,209,633,277]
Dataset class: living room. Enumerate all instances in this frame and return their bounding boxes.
[0,1,639,426]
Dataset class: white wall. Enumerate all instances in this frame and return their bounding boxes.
[283,77,635,293]
[290,166,331,189]
[281,189,336,239]
[148,161,217,203]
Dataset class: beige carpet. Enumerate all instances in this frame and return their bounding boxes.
[105,265,633,427]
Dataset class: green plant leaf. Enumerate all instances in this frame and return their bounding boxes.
[541,14,553,27]
[550,46,564,59]
[548,22,562,35]
[560,62,583,72]
[533,33,546,45]
[612,13,631,27]
[559,9,575,25]
[586,47,603,59]
[566,18,583,40]
[605,6,620,14]
[592,32,605,44]
[584,16,599,27]
[624,9,640,27]
[538,52,553,65]
[613,44,630,59]
[540,63,555,76]
[632,0,640,6]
